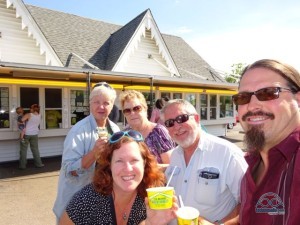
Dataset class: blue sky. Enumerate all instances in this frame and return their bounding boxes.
[23,0,300,74]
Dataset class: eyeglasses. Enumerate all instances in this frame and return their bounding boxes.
[232,87,294,105]
[165,114,194,128]
[109,130,144,144]
[93,82,113,90]
[122,105,143,115]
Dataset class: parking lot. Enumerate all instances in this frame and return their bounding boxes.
[0,124,244,225]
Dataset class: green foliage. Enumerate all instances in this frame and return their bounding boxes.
[225,63,246,83]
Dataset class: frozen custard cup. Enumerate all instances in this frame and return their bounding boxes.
[96,127,108,138]
[177,206,199,225]
[146,186,174,210]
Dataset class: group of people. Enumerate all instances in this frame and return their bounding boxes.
[51,59,299,225]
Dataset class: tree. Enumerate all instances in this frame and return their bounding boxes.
[225,63,246,83]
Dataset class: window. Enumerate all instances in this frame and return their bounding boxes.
[142,92,155,119]
[210,95,217,120]
[45,88,62,129]
[20,87,39,112]
[70,90,89,125]
[200,94,207,120]
[185,93,196,108]
[219,95,234,118]
[161,92,171,100]
[173,93,182,99]
[0,87,10,129]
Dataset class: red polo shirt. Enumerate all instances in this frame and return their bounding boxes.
[240,128,300,225]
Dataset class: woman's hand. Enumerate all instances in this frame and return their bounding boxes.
[143,195,178,225]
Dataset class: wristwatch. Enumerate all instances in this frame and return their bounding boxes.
[215,220,224,225]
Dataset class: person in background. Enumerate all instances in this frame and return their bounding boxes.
[119,90,176,166]
[150,98,164,125]
[161,99,247,225]
[46,110,62,128]
[59,130,167,225]
[19,104,44,169]
[108,104,120,123]
[53,82,120,222]
[16,106,26,142]
[233,59,300,225]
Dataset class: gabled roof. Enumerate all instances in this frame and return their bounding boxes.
[23,4,225,82]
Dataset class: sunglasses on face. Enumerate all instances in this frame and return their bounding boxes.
[109,130,144,144]
[122,105,143,115]
[93,82,113,90]
[232,87,294,106]
[165,114,194,128]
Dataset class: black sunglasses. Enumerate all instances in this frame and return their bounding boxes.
[232,87,294,105]
[165,114,194,128]
[123,105,143,115]
[109,130,144,144]
[93,82,113,90]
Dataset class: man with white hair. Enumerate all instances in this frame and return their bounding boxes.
[53,82,120,221]
[161,99,247,225]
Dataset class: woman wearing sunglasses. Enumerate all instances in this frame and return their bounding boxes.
[53,82,120,221]
[119,90,176,167]
[59,130,169,225]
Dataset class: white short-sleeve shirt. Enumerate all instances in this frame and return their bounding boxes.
[166,130,247,223]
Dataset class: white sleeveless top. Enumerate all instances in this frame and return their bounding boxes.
[25,113,41,135]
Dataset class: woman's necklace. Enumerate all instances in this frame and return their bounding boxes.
[113,191,137,222]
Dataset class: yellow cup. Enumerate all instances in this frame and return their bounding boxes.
[177,206,199,225]
[146,186,174,210]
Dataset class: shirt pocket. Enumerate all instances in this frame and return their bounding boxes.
[194,167,220,206]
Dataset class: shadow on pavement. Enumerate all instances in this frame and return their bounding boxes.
[0,156,62,180]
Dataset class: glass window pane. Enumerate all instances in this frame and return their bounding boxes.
[70,90,89,125]
[210,95,217,107]
[161,92,171,100]
[0,87,10,128]
[220,95,234,118]
[210,108,217,119]
[20,87,39,109]
[45,89,62,108]
[185,93,196,108]
[173,93,182,99]
[200,94,207,107]
[45,110,62,128]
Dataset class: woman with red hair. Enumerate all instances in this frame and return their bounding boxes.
[59,130,174,225]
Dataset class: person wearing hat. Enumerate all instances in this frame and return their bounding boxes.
[233,59,300,225]
[53,82,120,222]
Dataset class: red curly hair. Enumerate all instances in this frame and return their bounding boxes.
[93,136,166,197]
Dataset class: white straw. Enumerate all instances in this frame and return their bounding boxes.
[166,166,177,187]
[178,195,184,208]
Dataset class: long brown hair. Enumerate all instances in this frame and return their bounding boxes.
[93,136,165,197]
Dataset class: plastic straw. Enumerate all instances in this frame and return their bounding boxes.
[178,195,184,208]
[166,166,177,187]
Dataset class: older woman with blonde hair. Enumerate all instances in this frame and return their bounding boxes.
[119,90,175,165]
[53,82,120,222]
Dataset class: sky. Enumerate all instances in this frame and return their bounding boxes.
[23,0,300,75]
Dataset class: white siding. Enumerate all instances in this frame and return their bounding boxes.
[0,0,46,64]
[122,29,171,77]
[0,136,65,162]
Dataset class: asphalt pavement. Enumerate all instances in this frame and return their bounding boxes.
[0,124,245,225]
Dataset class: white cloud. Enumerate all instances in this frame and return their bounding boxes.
[186,26,300,74]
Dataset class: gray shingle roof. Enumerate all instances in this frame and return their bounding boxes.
[26,5,225,82]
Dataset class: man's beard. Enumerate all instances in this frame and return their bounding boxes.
[244,124,265,155]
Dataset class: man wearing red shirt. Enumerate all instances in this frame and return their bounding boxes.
[232,59,300,225]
